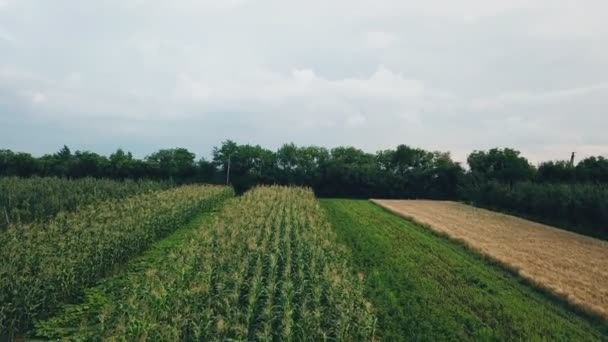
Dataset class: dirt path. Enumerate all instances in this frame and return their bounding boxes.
[372,199,608,321]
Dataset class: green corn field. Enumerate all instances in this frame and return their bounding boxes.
[0,184,233,337]
[36,186,377,340]
[0,177,171,230]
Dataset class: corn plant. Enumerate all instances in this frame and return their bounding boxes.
[0,176,171,230]
[0,185,233,337]
[37,186,376,341]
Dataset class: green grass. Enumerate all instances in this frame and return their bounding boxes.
[35,208,222,340]
[320,199,608,341]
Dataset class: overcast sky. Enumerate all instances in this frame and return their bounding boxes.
[1,0,607,163]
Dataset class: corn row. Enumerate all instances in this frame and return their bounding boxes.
[37,186,376,341]
[0,185,233,337]
[0,176,171,229]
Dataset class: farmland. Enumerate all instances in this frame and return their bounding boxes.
[372,199,608,320]
[0,175,607,341]
[321,199,608,340]
[2,0,608,339]
[0,177,171,229]
[35,186,375,340]
[0,183,233,337]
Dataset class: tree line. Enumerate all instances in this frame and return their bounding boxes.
[460,148,608,239]
[1,142,607,238]
[2,142,607,191]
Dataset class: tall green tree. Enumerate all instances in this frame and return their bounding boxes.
[467,148,535,186]
[576,156,608,183]
[146,148,197,181]
[109,149,134,179]
[212,140,275,192]
[0,150,38,177]
[538,160,574,183]
[68,151,108,178]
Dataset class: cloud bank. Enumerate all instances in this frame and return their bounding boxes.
[1,0,607,163]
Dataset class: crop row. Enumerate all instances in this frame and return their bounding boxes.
[0,176,171,229]
[37,186,376,341]
[0,185,233,337]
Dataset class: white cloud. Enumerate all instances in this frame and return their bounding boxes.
[470,83,608,110]
[292,69,317,83]
[0,0,607,162]
[346,113,367,127]
[0,27,15,44]
[30,92,47,104]
[365,31,397,49]
[530,3,608,38]
[169,66,438,125]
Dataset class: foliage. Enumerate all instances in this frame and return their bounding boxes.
[467,148,535,185]
[0,142,466,199]
[537,157,608,183]
[0,147,193,182]
[575,156,608,183]
[2,145,608,195]
[0,176,170,230]
[459,181,608,239]
[538,160,575,182]
[321,199,608,341]
[212,140,276,192]
[37,187,376,341]
[37,208,220,341]
[209,141,464,199]
[0,185,234,337]
[146,148,197,180]
[461,149,608,239]
[2,143,608,239]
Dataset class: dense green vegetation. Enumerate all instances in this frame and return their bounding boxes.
[0,146,199,181]
[36,208,221,340]
[0,176,170,229]
[460,181,608,239]
[461,149,608,239]
[0,185,233,338]
[0,174,604,340]
[321,199,608,341]
[36,187,375,340]
[2,143,607,238]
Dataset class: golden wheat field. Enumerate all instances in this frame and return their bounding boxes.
[371,199,608,320]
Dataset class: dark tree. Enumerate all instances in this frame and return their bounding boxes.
[467,148,536,186]
[576,156,608,183]
[538,161,575,183]
[146,148,197,182]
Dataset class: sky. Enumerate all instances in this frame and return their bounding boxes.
[1,0,607,164]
